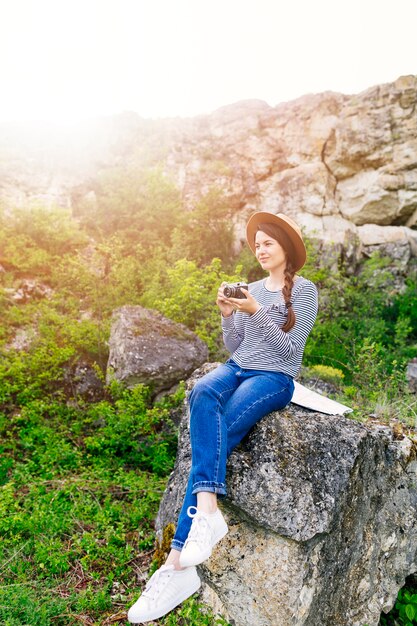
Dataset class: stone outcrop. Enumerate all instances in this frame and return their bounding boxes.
[156,365,417,626]
[164,75,417,261]
[2,76,417,263]
[106,306,208,395]
[4,327,34,352]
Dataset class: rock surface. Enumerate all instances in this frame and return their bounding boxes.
[106,306,208,394]
[163,76,417,257]
[156,364,417,626]
[63,359,105,403]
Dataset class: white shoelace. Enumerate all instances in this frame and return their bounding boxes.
[142,566,173,601]
[185,506,212,546]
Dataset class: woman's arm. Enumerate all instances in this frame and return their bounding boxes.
[248,282,318,359]
[221,314,244,352]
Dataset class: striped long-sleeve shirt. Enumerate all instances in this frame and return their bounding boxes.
[221,276,318,378]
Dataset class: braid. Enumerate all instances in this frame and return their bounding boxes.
[281,261,296,332]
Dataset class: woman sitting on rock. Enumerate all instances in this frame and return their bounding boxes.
[128,211,319,624]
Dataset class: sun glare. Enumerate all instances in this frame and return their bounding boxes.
[1,0,416,124]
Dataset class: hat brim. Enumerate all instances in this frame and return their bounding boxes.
[246,211,307,272]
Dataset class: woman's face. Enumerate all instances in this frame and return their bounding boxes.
[255,230,286,271]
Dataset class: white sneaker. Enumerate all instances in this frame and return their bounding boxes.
[179,506,228,568]
[127,564,201,623]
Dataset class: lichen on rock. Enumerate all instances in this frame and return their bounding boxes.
[106,305,209,396]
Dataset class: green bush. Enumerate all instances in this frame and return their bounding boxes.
[169,187,235,266]
[303,364,345,385]
[143,257,245,357]
[0,380,185,624]
[0,205,87,277]
[380,585,417,625]
[74,166,183,248]
[0,302,109,406]
[305,253,417,383]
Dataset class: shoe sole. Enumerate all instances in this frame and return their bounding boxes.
[179,523,229,568]
[127,577,201,623]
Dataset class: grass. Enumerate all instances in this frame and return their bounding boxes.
[0,383,230,625]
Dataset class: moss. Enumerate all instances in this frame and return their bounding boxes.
[132,316,191,341]
[153,523,175,567]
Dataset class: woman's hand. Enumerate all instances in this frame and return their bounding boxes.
[227,288,261,315]
[217,285,261,316]
[217,282,235,317]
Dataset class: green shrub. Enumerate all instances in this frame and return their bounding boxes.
[0,379,184,624]
[0,205,87,278]
[169,187,235,266]
[380,585,417,625]
[305,254,417,387]
[143,257,244,358]
[74,167,183,248]
[304,364,345,385]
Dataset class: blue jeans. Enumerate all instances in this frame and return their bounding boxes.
[171,359,294,550]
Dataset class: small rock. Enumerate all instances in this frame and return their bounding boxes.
[406,359,417,393]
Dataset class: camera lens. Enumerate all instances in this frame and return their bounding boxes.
[223,286,233,298]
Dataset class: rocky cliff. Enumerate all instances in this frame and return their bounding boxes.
[1,75,417,258]
[164,75,417,256]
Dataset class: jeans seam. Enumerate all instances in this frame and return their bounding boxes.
[226,384,291,433]
[192,480,226,491]
[213,385,237,483]
[192,480,226,486]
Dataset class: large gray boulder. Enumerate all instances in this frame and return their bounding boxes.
[106,305,208,395]
[156,364,417,626]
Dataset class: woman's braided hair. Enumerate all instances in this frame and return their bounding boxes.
[257,222,297,332]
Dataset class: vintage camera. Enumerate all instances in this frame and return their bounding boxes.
[223,282,248,299]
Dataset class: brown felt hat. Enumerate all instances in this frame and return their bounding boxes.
[246,211,307,271]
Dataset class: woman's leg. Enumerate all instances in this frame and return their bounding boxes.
[171,361,240,551]
[223,368,294,455]
[175,367,293,568]
[172,365,293,553]
[188,361,241,495]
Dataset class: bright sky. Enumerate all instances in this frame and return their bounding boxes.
[1,0,416,123]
